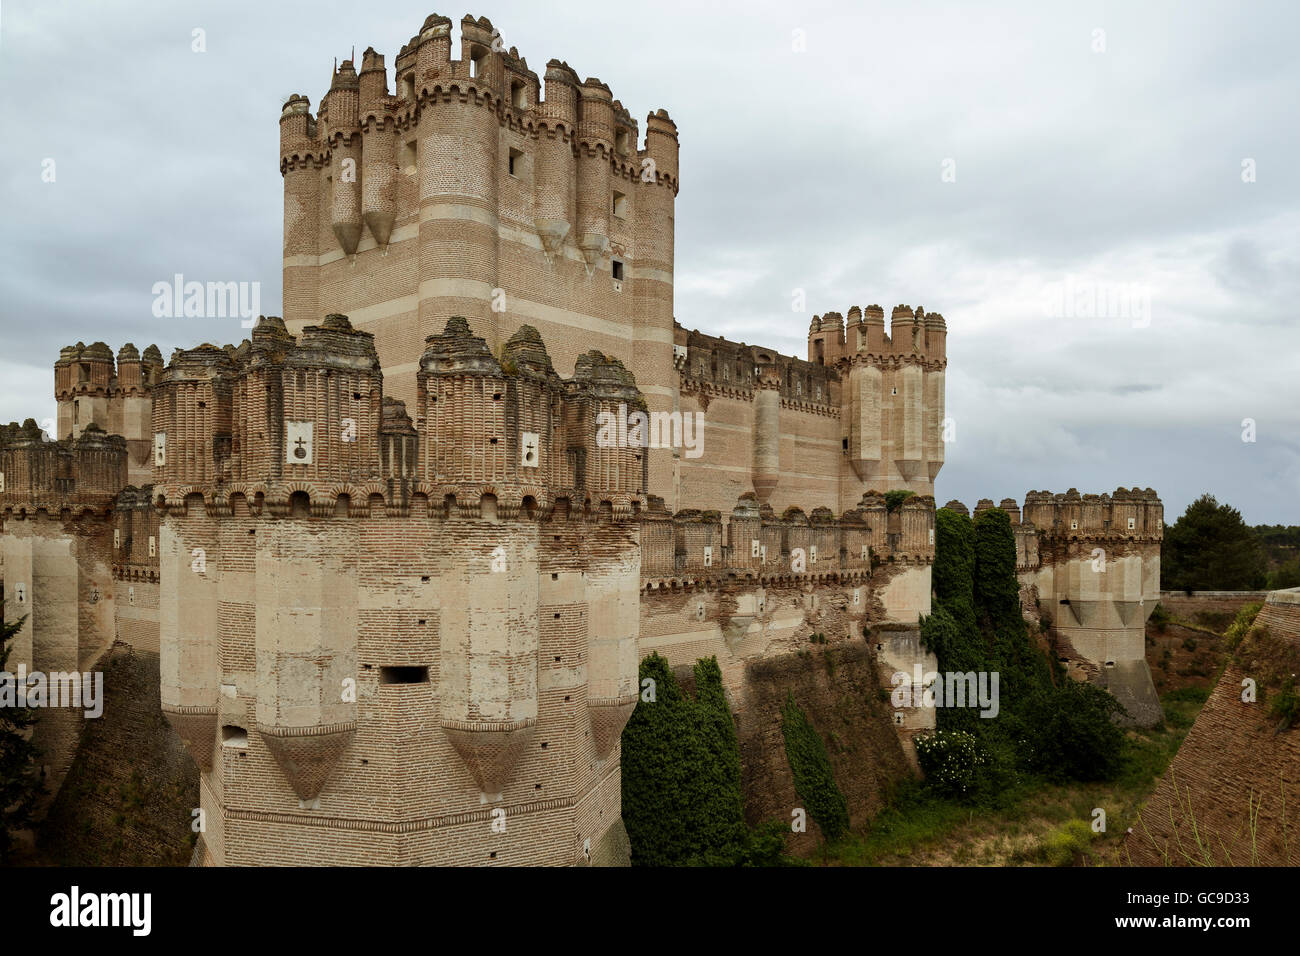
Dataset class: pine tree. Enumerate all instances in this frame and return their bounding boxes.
[0,607,43,862]
[1164,494,1267,591]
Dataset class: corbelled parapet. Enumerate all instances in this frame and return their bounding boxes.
[0,420,126,516]
[150,314,650,521]
[282,10,675,291]
[1022,487,1164,539]
[54,341,115,398]
[643,492,933,588]
[677,323,836,406]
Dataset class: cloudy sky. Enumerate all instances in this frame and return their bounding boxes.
[2,0,1295,523]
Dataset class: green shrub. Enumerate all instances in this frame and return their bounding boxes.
[1039,818,1096,866]
[1148,602,1170,632]
[1024,678,1127,781]
[885,489,915,513]
[780,694,849,840]
[1224,602,1263,651]
[914,729,987,797]
[1267,677,1300,732]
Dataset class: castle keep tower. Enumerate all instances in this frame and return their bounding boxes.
[810,305,947,498]
[279,13,679,498]
[152,315,642,865]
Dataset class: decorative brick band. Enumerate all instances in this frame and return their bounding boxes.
[257,720,358,739]
[439,717,537,734]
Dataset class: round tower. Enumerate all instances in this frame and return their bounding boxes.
[414,19,501,358]
[359,48,398,248]
[752,362,781,503]
[534,60,579,260]
[55,342,114,439]
[575,79,614,271]
[280,94,322,329]
[325,60,363,256]
[864,304,887,353]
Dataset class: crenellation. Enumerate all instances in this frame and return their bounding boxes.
[952,489,1165,725]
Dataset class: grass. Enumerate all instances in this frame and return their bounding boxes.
[819,686,1211,866]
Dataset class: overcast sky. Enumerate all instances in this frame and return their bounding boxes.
[2,0,1295,523]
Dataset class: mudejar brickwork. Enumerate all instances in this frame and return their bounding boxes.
[0,11,1164,865]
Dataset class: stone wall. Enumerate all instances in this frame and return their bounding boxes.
[1124,588,1300,865]
[737,643,915,853]
[37,645,198,866]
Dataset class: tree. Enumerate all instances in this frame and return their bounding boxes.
[0,607,43,862]
[620,654,748,865]
[1163,494,1267,591]
[1269,558,1300,591]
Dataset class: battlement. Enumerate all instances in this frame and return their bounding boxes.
[639,491,935,586]
[150,315,647,520]
[0,420,126,517]
[951,488,1163,538]
[52,341,160,487]
[1020,487,1164,539]
[54,341,163,403]
[808,304,948,368]
[278,10,678,255]
[674,323,837,408]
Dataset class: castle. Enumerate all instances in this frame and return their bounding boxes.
[0,12,1160,865]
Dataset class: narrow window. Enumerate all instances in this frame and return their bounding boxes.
[612,259,624,281]
[511,80,526,109]
[380,666,429,685]
[508,147,523,177]
[403,74,416,101]
[612,190,628,218]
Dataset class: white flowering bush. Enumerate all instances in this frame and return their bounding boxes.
[914,729,987,797]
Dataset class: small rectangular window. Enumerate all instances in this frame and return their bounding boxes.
[612,260,624,281]
[380,666,429,685]
[508,147,523,177]
[612,191,628,218]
